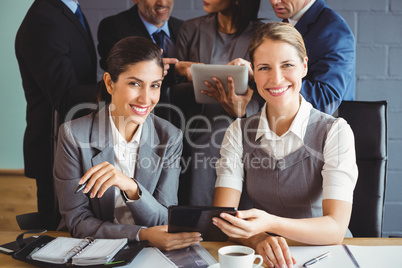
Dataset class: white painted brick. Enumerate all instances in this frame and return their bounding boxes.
[388,112,402,140]
[388,141,402,171]
[390,0,402,12]
[356,79,402,111]
[358,13,402,44]
[356,45,387,76]
[81,0,131,10]
[327,0,386,12]
[174,0,193,11]
[194,0,204,10]
[389,47,402,76]
[383,204,402,232]
[385,172,402,202]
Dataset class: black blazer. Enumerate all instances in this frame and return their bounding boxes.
[15,0,98,179]
[97,5,183,71]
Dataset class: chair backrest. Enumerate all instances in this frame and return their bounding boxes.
[337,100,388,237]
[16,212,43,230]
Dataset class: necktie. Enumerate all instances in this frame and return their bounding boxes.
[75,4,87,32]
[152,30,166,55]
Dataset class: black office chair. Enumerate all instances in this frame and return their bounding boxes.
[337,100,388,237]
[16,212,43,230]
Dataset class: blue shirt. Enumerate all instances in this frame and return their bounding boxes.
[60,0,79,13]
[137,10,171,42]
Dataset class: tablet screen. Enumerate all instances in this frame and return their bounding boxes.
[191,64,248,104]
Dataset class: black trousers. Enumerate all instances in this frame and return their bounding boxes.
[35,176,61,230]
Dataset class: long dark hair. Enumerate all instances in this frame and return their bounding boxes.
[98,36,164,104]
[231,0,261,34]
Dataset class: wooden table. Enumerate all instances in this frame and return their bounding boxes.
[1,230,402,267]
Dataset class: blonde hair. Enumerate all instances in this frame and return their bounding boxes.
[249,22,306,66]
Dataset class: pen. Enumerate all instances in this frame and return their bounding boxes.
[303,251,331,267]
[74,182,87,194]
[104,260,125,265]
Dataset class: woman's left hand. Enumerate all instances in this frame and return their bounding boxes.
[255,234,296,268]
[202,76,253,118]
[79,161,139,199]
[212,208,273,239]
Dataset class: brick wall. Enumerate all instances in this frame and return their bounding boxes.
[80,0,402,237]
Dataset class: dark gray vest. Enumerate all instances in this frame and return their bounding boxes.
[240,108,336,219]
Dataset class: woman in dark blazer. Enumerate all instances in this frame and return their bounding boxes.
[54,36,201,251]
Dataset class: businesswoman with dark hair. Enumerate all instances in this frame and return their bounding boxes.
[212,22,358,268]
[54,36,201,251]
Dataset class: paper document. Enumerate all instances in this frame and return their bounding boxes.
[290,245,402,268]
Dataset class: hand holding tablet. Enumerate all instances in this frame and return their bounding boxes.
[168,206,237,242]
[191,64,249,104]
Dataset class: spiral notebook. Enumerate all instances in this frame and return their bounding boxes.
[31,236,127,265]
[12,234,147,267]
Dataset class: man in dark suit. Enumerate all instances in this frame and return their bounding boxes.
[15,0,98,230]
[98,0,183,71]
[270,0,356,114]
[97,0,183,122]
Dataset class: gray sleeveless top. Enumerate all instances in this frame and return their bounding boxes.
[240,108,336,219]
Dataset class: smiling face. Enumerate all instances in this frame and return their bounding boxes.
[253,38,307,111]
[104,60,163,136]
[134,0,173,28]
[270,0,309,19]
[202,0,232,14]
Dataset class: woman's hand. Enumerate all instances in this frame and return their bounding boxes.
[175,61,203,81]
[212,209,273,239]
[227,58,254,81]
[162,58,179,77]
[79,161,139,200]
[139,225,203,251]
[254,233,296,268]
[202,76,253,117]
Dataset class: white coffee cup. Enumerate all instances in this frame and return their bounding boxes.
[218,245,263,268]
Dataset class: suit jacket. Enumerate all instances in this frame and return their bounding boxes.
[15,0,98,179]
[174,13,261,63]
[54,106,183,241]
[296,0,356,114]
[97,5,183,71]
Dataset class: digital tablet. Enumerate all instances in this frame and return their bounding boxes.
[191,64,249,104]
[168,206,237,242]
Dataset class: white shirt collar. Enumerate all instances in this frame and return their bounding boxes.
[288,0,316,26]
[256,95,312,141]
[61,0,79,13]
[109,105,142,147]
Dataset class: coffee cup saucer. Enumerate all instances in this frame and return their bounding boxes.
[207,263,260,268]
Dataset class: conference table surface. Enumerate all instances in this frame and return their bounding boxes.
[1,230,402,267]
